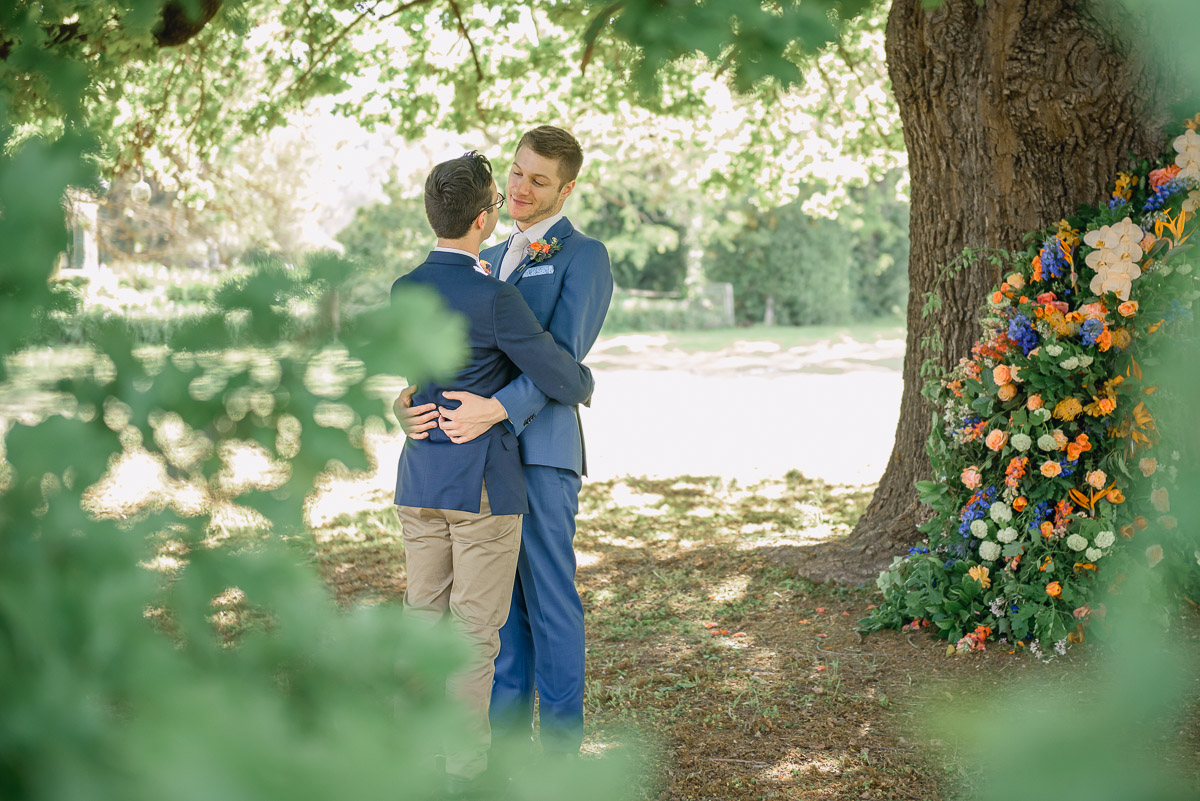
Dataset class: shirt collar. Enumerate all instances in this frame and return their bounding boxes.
[433,245,480,261]
[510,213,564,247]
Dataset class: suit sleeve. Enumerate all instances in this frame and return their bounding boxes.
[492,239,614,435]
[493,284,595,406]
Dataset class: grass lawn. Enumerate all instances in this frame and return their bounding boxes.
[595,318,906,355]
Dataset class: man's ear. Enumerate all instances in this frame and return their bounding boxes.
[559,179,576,202]
[473,210,488,231]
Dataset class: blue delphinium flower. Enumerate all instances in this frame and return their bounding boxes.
[907,546,931,557]
[1027,500,1053,531]
[1040,237,1069,279]
[1080,317,1105,347]
[958,486,996,538]
[1143,177,1186,212]
[1108,196,1127,209]
[1165,299,1194,323]
[1008,313,1039,354]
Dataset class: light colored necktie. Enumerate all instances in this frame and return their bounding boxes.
[499,232,529,281]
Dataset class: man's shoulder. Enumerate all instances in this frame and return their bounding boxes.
[558,223,607,260]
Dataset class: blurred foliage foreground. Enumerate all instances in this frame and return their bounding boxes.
[0,7,631,800]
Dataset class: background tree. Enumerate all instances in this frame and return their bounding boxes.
[833,0,1185,581]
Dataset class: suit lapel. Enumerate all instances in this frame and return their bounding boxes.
[509,217,575,284]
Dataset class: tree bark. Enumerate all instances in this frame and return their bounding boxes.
[828,0,1172,583]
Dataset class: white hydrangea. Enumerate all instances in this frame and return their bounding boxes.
[970,519,989,538]
[1095,530,1116,549]
[1086,547,1103,562]
[1067,534,1089,551]
[1032,408,1052,423]
[1045,344,1064,357]
[979,541,1001,561]
[989,502,1012,523]
[997,526,1018,543]
[1060,356,1080,370]
[1078,355,1094,368]
[1011,433,1032,452]
[1038,434,1060,451]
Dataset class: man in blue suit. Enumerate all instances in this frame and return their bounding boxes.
[392,150,594,794]
[398,127,613,758]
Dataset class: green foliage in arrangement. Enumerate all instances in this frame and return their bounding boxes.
[864,122,1200,650]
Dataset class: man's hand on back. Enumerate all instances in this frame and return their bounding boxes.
[394,385,439,439]
[439,391,508,444]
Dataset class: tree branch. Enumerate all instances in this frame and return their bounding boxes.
[281,0,437,101]
[580,2,625,74]
[446,0,483,82]
[153,0,223,47]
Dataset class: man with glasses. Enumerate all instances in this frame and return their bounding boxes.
[392,150,594,798]
[398,127,614,763]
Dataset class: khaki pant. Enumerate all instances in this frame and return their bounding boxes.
[398,483,521,780]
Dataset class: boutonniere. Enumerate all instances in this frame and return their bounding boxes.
[525,236,562,263]
[473,259,492,276]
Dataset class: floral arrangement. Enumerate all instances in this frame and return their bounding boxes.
[525,236,562,263]
[865,117,1200,653]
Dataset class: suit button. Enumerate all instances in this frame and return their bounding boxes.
[525,416,535,425]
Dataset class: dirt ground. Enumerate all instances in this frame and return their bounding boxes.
[313,470,1200,801]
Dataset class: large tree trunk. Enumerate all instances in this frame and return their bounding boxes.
[804,0,1173,585]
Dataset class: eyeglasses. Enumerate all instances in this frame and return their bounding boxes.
[479,192,505,215]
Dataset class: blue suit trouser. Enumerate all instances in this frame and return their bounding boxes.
[489,464,584,753]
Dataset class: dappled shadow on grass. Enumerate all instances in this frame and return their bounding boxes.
[573,472,950,800]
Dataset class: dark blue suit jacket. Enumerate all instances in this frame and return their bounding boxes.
[392,250,594,515]
[482,217,613,476]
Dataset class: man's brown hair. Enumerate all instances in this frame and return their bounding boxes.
[515,126,584,186]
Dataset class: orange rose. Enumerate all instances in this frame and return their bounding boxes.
[1040,460,1062,478]
[1096,329,1113,351]
[1040,521,1055,538]
[961,465,983,489]
[993,364,1012,385]
[1066,434,1091,461]
[1046,581,1062,598]
[1097,397,1117,415]
[998,383,1018,401]
[1052,429,1069,449]
[1086,470,1107,489]
[1118,300,1138,317]
[985,429,1010,451]
[1027,394,1044,411]
[991,291,1004,304]
[1013,496,1028,512]
[1008,273,1026,290]
[1148,164,1181,189]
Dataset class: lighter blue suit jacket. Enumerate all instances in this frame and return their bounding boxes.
[391,250,594,515]
[482,217,614,475]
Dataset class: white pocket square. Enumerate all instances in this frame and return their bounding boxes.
[522,263,554,278]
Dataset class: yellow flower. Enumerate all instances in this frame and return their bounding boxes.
[1056,219,1081,248]
[1053,397,1084,421]
[1153,207,1192,248]
[968,565,991,589]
